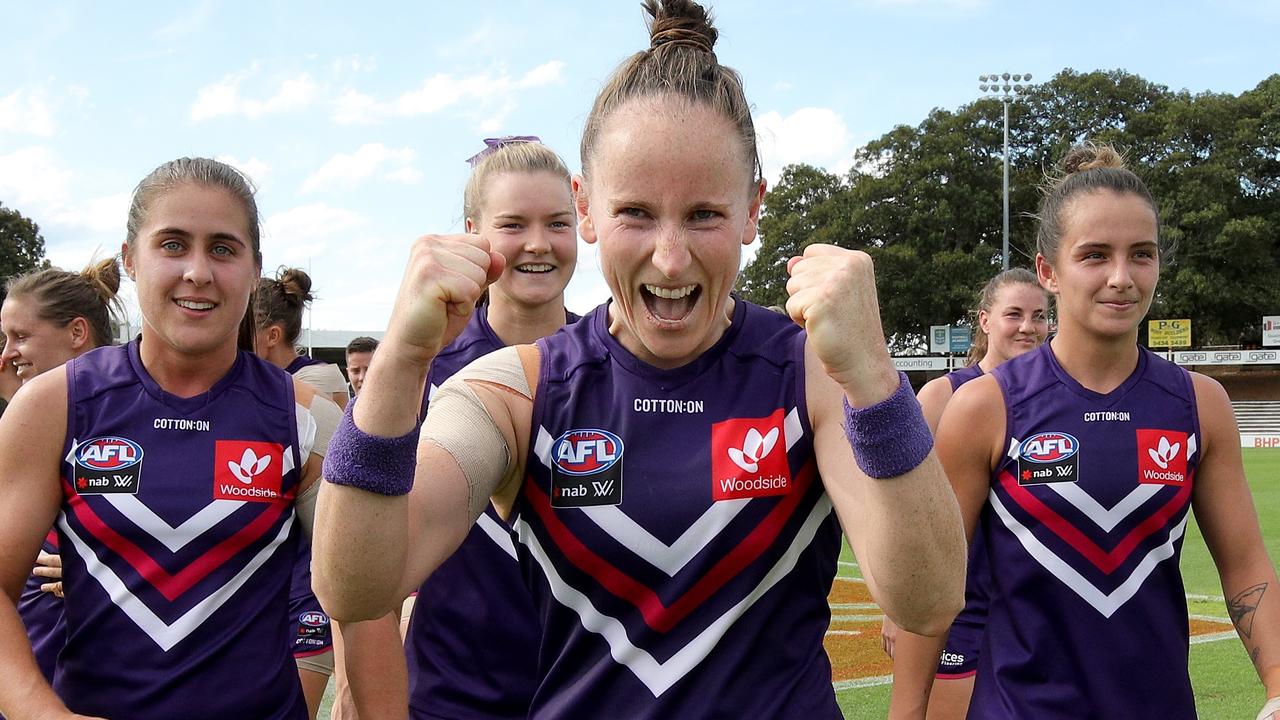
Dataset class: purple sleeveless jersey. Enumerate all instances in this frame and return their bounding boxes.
[406,304,576,720]
[17,530,63,683]
[55,341,307,719]
[936,363,988,679]
[512,300,843,719]
[284,361,332,662]
[971,344,1199,718]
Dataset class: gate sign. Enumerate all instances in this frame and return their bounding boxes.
[949,326,972,354]
[1265,316,1280,347]
[1148,319,1191,348]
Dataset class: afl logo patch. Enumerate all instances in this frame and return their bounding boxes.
[72,436,144,494]
[550,429,624,508]
[300,611,328,628]
[1017,432,1080,485]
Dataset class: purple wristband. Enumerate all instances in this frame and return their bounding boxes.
[843,372,933,479]
[322,402,420,496]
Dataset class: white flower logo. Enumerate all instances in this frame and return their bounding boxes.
[728,426,779,473]
[1148,435,1180,470]
[229,447,272,484]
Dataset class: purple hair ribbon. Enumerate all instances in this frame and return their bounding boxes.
[465,135,542,166]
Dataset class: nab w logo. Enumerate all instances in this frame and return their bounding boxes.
[72,436,145,495]
[1016,431,1081,486]
[550,428,624,508]
[228,447,272,484]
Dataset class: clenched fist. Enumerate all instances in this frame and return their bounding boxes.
[785,244,899,407]
[384,234,506,366]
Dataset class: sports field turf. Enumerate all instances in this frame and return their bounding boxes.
[320,451,1277,718]
[832,448,1279,719]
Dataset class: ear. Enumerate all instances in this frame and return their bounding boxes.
[572,174,597,245]
[465,217,477,234]
[67,316,91,351]
[1035,253,1059,295]
[977,309,991,336]
[743,178,767,246]
[121,242,136,280]
[268,324,283,349]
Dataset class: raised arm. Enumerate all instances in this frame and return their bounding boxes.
[311,234,505,622]
[0,371,97,719]
[1188,374,1280,718]
[788,244,966,637]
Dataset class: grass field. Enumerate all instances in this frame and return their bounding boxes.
[831,448,1280,719]
[320,451,1277,718]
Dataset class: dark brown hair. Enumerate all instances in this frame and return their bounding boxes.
[580,0,760,185]
[1036,141,1162,265]
[5,257,123,349]
[254,267,313,346]
[345,336,379,355]
[965,267,1047,366]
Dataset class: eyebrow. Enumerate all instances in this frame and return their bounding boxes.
[153,227,248,247]
[492,210,574,220]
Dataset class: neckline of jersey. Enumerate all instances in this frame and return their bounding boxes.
[127,338,246,414]
[591,295,748,386]
[1041,342,1149,407]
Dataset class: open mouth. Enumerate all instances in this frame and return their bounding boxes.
[641,283,701,324]
[175,299,217,313]
[13,361,34,378]
[515,263,556,274]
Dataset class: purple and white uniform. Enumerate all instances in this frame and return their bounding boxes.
[16,531,63,683]
[936,363,988,679]
[406,305,575,720]
[512,300,842,719]
[54,341,307,719]
[971,344,1199,718]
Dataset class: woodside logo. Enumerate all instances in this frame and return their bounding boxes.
[711,410,792,501]
[213,440,284,502]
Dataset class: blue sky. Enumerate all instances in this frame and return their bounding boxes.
[2,0,1277,332]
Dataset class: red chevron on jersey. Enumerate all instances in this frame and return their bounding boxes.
[996,469,1192,575]
[524,459,817,634]
[63,476,295,601]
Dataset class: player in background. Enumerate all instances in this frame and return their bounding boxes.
[312,2,966,718]
[255,268,350,410]
[344,336,378,399]
[894,142,1280,720]
[884,267,1049,719]
[0,157,340,720]
[1,259,123,685]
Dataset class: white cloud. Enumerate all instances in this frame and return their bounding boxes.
[331,60,565,125]
[331,54,377,73]
[0,89,55,136]
[50,192,131,234]
[754,107,854,185]
[262,203,367,258]
[190,69,318,122]
[215,155,271,187]
[0,146,72,207]
[300,144,420,194]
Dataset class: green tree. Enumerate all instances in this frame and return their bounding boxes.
[0,202,51,290]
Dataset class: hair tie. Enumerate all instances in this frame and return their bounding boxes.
[465,135,542,167]
[650,27,715,59]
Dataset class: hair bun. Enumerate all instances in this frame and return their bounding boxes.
[1061,141,1126,176]
[79,256,122,303]
[277,267,314,306]
[646,0,718,56]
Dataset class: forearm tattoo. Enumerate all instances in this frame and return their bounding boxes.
[1228,583,1267,640]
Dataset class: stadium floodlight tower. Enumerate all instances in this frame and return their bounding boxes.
[979,72,1032,270]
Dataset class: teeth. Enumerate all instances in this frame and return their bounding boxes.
[518,264,554,273]
[644,284,696,300]
[177,300,215,310]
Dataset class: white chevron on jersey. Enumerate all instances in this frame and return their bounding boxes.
[531,408,805,578]
[65,440,297,553]
[101,495,246,553]
[58,509,295,651]
[989,490,1188,617]
[514,493,833,697]
[1008,433,1197,533]
[476,512,518,560]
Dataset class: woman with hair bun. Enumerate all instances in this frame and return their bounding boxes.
[314,2,966,718]
[1,257,123,686]
[0,157,341,720]
[885,267,1049,719]
[254,267,350,410]
[896,142,1280,719]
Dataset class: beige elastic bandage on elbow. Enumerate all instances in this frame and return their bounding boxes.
[422,346,529,520]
